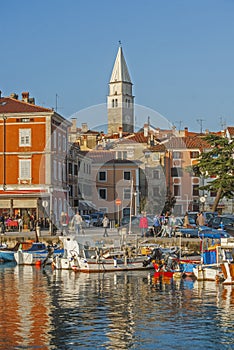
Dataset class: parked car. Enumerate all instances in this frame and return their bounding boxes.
[207,215,234,230]
[90,212,104,226]
[187,211,218,226]
[81,215,91,228]
[225,223,234,237]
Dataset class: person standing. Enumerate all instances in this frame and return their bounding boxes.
[139,212,148,238]
[183,212,190,228]
[196,212,205,227]
[60,212,69,235]
[18,216,23,232]
[169,214,177,237]
[153,214,161,236]
[73,212,83,234]
[102,215,109,237]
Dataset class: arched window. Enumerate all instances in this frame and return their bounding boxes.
[112,99,114,108]
[115,99,118,107]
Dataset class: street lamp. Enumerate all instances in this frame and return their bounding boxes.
[134,191,138,215]
[49,187,54,235]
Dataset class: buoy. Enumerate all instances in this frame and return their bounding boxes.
[35,260,42,267]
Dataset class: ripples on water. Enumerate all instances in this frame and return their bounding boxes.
[0,263,233,349]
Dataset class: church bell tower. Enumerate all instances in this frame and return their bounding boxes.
[107,44,134,134]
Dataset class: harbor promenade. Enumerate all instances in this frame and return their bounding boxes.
[0,226,201,255]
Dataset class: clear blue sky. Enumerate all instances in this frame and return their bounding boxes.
[1,0,234,132]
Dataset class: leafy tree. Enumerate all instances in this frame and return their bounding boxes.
[193,134,234,211]
[162,188,176,215]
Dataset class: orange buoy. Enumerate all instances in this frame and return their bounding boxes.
[35,260,42,267]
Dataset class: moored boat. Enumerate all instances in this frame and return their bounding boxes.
[193,237,234,283]
[53,235,154,272]
[14,242,64,265]
[0,241,34,262]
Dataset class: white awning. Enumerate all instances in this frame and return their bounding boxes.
[13,199,38,208]
[0,199,11,208]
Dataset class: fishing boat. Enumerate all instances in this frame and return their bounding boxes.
[193,236,234,283]
[144,246,183,279]
[14,242,64,265]
[219,238,234,285]
[0,241,34,262]
[53,235,154,272]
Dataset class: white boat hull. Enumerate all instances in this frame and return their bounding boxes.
[193,265,223,281]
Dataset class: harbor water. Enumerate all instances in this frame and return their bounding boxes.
[0,263,233,349]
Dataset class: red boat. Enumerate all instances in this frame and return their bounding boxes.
[153,262,174,278]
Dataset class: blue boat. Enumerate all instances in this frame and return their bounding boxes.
[0,241,33,262]
[14,242,64,265]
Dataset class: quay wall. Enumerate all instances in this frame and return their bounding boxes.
[1,232,202,255]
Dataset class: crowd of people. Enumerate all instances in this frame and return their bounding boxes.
[139,211,206,238]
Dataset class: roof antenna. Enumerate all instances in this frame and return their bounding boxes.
[196,118,205,134]
[119,40,122,47]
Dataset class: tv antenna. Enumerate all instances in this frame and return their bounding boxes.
[196,118,205,134]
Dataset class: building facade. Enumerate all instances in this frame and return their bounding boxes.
[0,92,71,228]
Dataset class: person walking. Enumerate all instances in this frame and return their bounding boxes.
[102,215,109,237]
[139,212,148,238]
[73,212,83,234]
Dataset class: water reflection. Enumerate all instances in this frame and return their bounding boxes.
[0,264,233,349]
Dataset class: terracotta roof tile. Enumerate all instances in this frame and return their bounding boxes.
[0,97,52,114]
[164,136,210,150]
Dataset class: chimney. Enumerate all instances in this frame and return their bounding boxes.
[144,123,148,137]
[22,92,29,103]
[81,123,88,133]
[119,126,123,138]
[184,127,188,137]
[10,93,18,99]
[71,118,77,132]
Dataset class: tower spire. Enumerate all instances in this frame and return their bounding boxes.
[107,45,134,134]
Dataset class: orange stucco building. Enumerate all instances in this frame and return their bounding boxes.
[0,92,71,227]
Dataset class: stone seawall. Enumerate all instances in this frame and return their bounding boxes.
[0,231,202,256]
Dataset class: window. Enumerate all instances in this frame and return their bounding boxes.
[99,188,107,200]
[174,185,181,197]
[124,171,131,180]
[115,99,118,107]
[124,188,131,200]
[153,170,160,179]
[153,187,160,196]
[19,159,31,179]
[19,129,31,146]
[74,164,78,176]
[172,151,182,159]
[192,185,199,196]
[68,163,72,175]
[53,160,57,180]
[58,133,61,151]
[99,171,106,181]
[171,167,183,177]
[190,151,199,159]
[210,190,217,197]
[123,207,130,217]
[112,99,114,108]
[58,162,62,181]
[116,151,127,160]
